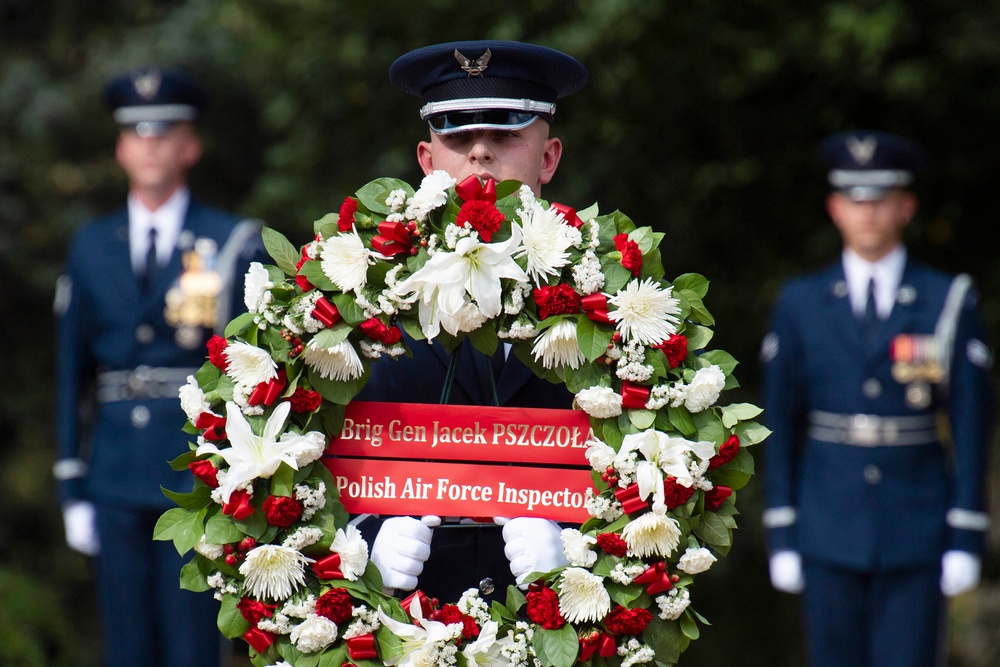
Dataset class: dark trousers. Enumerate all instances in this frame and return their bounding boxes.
[95,504,222,667]
[802,560,945,667]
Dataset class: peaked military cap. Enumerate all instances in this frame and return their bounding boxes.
[389,40,587,135]
[820,130,929,201]
[104,67,207,137]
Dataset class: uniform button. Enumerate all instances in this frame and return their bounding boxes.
[131,405,151,429]
[862,378,882,398]
[135,324,155,344]
[479,578,495,595]
[863,464,882,485]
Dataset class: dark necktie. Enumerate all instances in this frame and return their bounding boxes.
[863,277,878,345]
[142,226,158,292]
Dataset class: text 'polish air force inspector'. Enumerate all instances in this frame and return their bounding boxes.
[761,130,995,667]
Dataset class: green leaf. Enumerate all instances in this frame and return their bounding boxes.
[153,508,205,555]
[576,202,599,221]
[218,593,252,639]
[683,323,714,351]
[331,292,370,325]
[606,580,643,607]
[505,585,527,613]
[299,260,336,291]
[205,511,245,545]
[671,273,710,299]
[356,177,413,214]
[690,410,726,446]
[262,226,300,275]
[161,484,213,510]
[709,447,755,490]
[698,349,738,376]
[719,403,764,428]
[312,324,352,349]
[628,408,656,430]
[694,511,733,552]
[600,256,632,294]
[308,367,361,405]
[644,616,685,665]
[679,610,701,640]
[179,557,212,592]
[667,406,697,436]
[576,315,614,361]
[735,420,772,446]
[532,624,579,667]
[225,312,256,338]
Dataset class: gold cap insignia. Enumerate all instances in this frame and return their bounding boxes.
[454,48,491,77]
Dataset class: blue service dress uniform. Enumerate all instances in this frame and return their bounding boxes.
[356,336,573,603]
[761,257,994,667]
[54,200,266,667]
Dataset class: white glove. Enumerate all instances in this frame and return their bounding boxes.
[370,516,439,593]
[62,500,100,556]
[941,550,981,597]
[501,517,568,587]
[769,550,804,594]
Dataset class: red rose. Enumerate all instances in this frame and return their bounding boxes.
[533,283,582,320]
[596,532,629,558]
[338,197,358,232]
[429,605,480,639]
[237,597,278,625]
[655,334,688,369]
[709,434,740,470]
[525,585,566,630]
[316,588,354,624]
[359,317,402,345]
[262,495,302,527]
[456,199,504,242]
[222,489,254,520]
[188,460,219,489]
[288,386,322,413]
[704,485,733,511]
[604,605,652,636]
[613,233,642,276]
[207,335,229,371]
[663,477,695,509]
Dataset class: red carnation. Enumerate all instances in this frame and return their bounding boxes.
[237,597,278,625]
[704,485,733,511]
[709,434,740,470]
[295,249,315,292]
[263,495,303,527]
[533,283,582,320]
[596,532,629,558]
[359,317,403,345]
[429,605,480,639]
[338,197,358,232]
[188,459,220,489]
[288,386,322,413]
[613,233,642,276]
[525,585,566,630]
[663,477,695,509]
[655,334,688,369]
[207,335,229,370]
[604,605,652,636]
[456,199,504,242]
[316,588,354,624]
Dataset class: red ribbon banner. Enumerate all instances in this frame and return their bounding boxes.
[455,174,497,203]
[634,560,673,595]
[243,627,277,653]
[248,369,287,407]
[372,221,413,257]
[312,553,345,580]
[620,381,651,410]
[613,483,648,515]
[579,631,617,662]
[551,202,584,229]
[312,297,341,328]
[195,412,227,441]
[401,590,435,619]
[581,293,612,324]
[347,634,378,660]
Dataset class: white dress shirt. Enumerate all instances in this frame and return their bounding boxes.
[842,245,906,320]
[128,187,190,274]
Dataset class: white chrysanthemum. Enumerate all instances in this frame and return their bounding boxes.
[290,613,338,653]
[224,341,278,387]
[179,375,215,422]
[244,262,273,314]
[561,529,597,567]
[607,278,681,346]
[405,170,456,219]
[239,544,313,601]
[330,525,369,581]
[301,339,364,381]
[574,386,622,419]
[320,231,374,293]
[677,547,717,574]
[585,439,617,473]
[683,365,726,412]
[557,568,611,623]
[516,205,579,285]
[532,319,587,370]
[280,430,326,467]
[621,512,682,559]
[193,535,225,561]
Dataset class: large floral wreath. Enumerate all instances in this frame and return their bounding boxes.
[155,172,767,667]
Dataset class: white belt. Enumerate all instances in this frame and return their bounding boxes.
[97,366,197,402]
[808,410,937,447]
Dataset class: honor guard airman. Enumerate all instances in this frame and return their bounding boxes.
[52,67,268,667]
[761,130,995,667]
[357,40,587,604]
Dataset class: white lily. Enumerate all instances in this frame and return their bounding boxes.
[376,597,464,667]
[618,430,716,509]
[462,620,502,667]
[196,401,317,503]
[395,223,528,339]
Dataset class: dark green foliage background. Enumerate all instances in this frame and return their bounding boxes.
[2,1,999,665]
